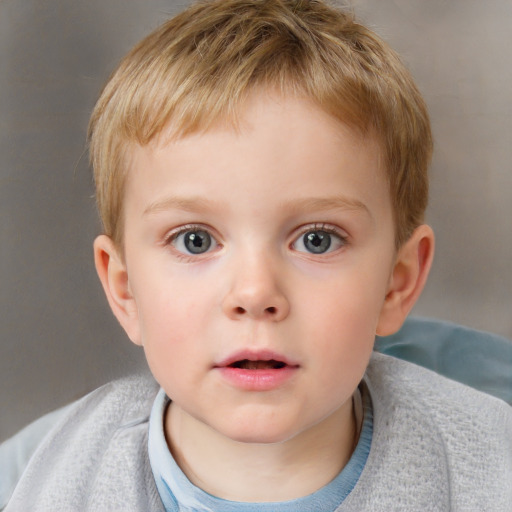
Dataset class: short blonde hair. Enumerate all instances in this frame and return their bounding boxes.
[89,0,432,247]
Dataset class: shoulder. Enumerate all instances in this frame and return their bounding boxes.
[66,371,160,425]
[367,351,512,429]
[5,373,163,512]
[350,353,512,511]
[40,371,161,448]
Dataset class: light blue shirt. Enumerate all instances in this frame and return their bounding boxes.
[148,385,373,512]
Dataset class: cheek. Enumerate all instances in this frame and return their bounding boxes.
[140,304,205,404]
[135,264,216,333]
[297,272,385,375]
[134,283,209,373]
[300,266,388,334]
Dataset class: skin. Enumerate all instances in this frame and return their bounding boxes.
[94,92,434,502]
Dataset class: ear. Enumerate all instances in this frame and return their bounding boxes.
[93,235,142,345]
[376,224,435,336]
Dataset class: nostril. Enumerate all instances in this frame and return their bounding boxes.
[266,306,277,314]
[235,306,246,314]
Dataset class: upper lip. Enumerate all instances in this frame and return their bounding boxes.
[214,349,300,368]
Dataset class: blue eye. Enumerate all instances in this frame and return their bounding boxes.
[293,228,346,254]
[303,231,331,253]
[172,229,216,255]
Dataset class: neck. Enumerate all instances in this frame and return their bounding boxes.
[165,399,357,503]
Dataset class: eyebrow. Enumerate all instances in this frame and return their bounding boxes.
[143,195,371,218]
[143,196,221,216]
[284,197,371,216]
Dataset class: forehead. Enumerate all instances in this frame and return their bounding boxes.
[123,92,390,226]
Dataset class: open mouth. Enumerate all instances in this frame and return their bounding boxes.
[216,352,299,390]
[228,359,287,370]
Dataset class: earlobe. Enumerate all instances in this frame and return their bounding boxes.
[376,224,435,336]
[93,235,142,345]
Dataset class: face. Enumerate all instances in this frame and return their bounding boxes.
[118,93,397,445]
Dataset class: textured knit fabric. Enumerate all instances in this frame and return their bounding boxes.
[5,373,164,512]
[5,354,512,511]
[0,403,73,510]
[147,385,373,512]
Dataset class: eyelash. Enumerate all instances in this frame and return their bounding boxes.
[164,223,207,241]
[297,223,347,239]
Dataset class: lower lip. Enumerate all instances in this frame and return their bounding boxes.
[216,366,298,391]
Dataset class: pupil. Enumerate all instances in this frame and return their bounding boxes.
[304,231,331,254]
[184,230,211,254]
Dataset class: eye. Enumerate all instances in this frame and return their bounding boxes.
[170,228,218,255]
[292,228,346,255]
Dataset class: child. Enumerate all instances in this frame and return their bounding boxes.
[6,0,512,510]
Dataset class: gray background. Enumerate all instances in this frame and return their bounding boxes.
[1,0,511,442]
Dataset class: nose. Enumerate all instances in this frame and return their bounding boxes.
[221,254,290,322]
